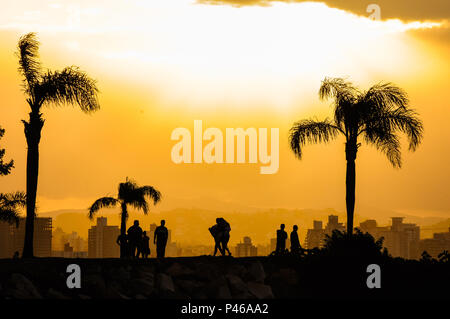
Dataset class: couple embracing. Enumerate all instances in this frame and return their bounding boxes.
[209,217,232,256]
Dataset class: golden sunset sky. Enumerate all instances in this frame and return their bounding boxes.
[0,0,449,229]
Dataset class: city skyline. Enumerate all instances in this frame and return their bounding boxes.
[2,213,448,260]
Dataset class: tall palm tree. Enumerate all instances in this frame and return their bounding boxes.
[88,178,162,258]
[17,33,100,257]
[289,77,423,235]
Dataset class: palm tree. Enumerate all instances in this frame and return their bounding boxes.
[17,33,100,257]
[88,178,162,258]
[289,77,423,235]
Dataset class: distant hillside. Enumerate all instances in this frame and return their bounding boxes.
[421,218,450,238]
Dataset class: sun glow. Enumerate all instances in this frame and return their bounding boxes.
[0,0,444,110]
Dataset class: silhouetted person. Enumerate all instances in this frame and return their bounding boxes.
[209,223,223,256]
[13,251,19,259]
[276,224,287,255]
[217,217,232,256]
[154,220,168,258]
[128,220,143,258]
[290,225,302,255]
[141,231,150,259]
[116,233,129,258]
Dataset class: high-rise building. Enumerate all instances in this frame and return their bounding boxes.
[52,227,66,251]
[324,215,346,234]
[305,220,324,249]
[359,217,420,259]
[304,216,346,249]
[52,228,86,252]
[378,217,420,259]
[0,218,52,258]
[235,236,257,257]
[88,217,120,258]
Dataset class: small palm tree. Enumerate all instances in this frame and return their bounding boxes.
[88,178,162,258]
[289,77,423,235]
[17,33,100,257]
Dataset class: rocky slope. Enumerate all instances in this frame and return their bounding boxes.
[0,256,448,299]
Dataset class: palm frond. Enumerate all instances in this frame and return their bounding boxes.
[0,127,14,176]
[129,196,149,214]
[16,32,42,93]
[88,197,118,219]
[363,82,409,111]
[0,150,14,176]
[0,191,27,209]
[140,186,162,205]
[289,119,341,159]
[36,66,100,112]
[383,108,423,151]
[319,77,358,102]
[364,130,402,168]
[0,207,20,227]
[0,191,26,227]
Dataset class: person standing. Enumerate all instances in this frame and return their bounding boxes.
[127,220,143,258]
[276,224,287,255]
[290,225,302,256]
[154,220,169,258]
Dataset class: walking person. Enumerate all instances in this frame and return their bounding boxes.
[154,220,168,258]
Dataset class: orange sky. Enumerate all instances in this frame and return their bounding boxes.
[0,0,449,228]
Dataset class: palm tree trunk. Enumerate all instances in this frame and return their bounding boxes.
[22,111,44,258]
[345,140,357,235]
[120,202,127,258]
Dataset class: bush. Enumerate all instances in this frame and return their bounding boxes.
[319,229,385,259]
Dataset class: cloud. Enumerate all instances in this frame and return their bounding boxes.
[197,0,450,22]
